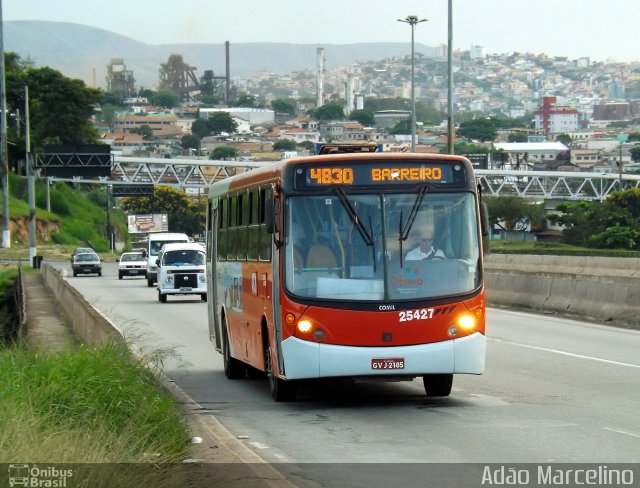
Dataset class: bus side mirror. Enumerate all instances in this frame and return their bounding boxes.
[480,202,490,237]
[264,199,279,234]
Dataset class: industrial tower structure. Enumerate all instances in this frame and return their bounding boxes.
[159,54,200,101]
[106,58,135,97]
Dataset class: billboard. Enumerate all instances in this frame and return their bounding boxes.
[127,214,168,234]
[464,153,489,170]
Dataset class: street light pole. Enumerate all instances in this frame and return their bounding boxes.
[0,0,11,248]
[398,15,427,153]
[447,0,454,155]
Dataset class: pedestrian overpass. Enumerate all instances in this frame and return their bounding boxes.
[46,156,640,201]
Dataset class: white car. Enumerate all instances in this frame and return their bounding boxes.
[156,243,207,303]
[118,252,147,280]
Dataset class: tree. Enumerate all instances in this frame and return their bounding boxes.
[348,109,375,127]
[508,132,528,142]
[312,103,345,121]
[206,112,238,135]
[457,117,498,142]
[299,141,316,151]
[129,125,154,140]
[273,139,297,151]
[548,189,640,247]
[388,120,410,135]
[233,93,257,108]
[271,99,296,115]
[485,196,545,232]
[101,91,123,106]
[211,146,237,160]
[454,142,489,154]
[630,146,640,163]
[191,118,212,139]
[150,90,180,108]
[181,134,200,150]
[556,133,572,146]
[7,64,102,153]
[120,186,203,235]
[627,132,640,142]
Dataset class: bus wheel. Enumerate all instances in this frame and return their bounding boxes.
[158,291,167,303]
[265,346,297,402]
[423,374,453,397]
[223,328,246,379]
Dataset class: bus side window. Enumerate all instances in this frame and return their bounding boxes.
[237,191,249,261]
[247,189,260,261]
[227,195,237,261]
[258,187,272,262]
[218,198,227,261]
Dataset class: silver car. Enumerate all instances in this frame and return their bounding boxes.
[72,252,102,277]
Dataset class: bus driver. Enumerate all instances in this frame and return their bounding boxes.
[405,225,446,260]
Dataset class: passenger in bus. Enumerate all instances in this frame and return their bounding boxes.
[405,226,446,260]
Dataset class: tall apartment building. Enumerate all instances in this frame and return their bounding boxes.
[470,45,486,60]
[533,96,579,136]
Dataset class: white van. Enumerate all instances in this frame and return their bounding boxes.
[156,243,207,303]
[145,232,189,287]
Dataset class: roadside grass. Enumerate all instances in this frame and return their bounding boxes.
[6,172,128,253]
[0,342,191,464]
[487,239,640,257]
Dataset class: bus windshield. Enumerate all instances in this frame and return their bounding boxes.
[285,191,481,301]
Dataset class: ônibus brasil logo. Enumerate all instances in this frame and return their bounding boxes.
[8,464,73,487]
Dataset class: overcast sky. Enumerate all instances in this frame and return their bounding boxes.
[3,0,639,63]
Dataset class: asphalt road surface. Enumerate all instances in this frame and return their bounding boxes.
[61,261,640,486]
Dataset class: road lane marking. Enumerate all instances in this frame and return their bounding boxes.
[492,339,640,369]
[604,427,640,439]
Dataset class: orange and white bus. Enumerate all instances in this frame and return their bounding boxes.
[205,146,487,401]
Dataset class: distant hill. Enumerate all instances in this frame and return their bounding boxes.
[5,20,434,90]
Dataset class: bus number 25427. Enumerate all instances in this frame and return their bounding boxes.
[398,308,435,322]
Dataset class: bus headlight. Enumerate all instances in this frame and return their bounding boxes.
[457,314,476,331]
[297,320,312,333]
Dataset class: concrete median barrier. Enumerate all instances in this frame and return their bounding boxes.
[485,254,640,329]
[41,262,125,346]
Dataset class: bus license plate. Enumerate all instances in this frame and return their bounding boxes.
[371,358,405,370]
[179,287,192,292]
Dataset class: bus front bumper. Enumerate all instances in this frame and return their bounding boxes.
[281,332,486,380]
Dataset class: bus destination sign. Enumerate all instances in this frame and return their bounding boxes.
[295,161,466,189]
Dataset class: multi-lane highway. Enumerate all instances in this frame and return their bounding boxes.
[60,261,640,481]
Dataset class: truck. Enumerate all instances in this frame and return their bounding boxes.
[144,232,190,287]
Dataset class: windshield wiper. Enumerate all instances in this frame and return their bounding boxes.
[398,185,428,268]
[333,186,374,247]
[334,186,377,274]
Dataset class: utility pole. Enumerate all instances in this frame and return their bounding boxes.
[26,85,37,265]
[618,142,623,188]
[447,0,454,155]
[0,0,10,248]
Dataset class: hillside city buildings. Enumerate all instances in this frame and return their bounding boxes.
[99,47,640,173]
